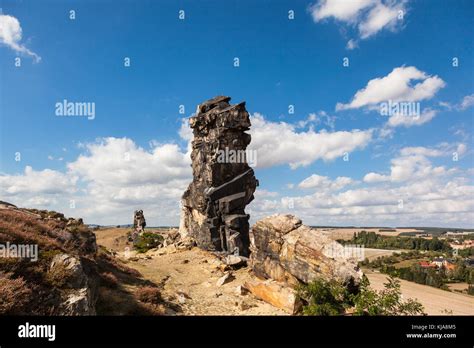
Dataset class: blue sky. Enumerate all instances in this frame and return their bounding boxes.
[1,0,473,227]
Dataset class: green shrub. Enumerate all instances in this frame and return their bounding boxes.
[296,278,352,316]
[352,276,425,315]
[297,276,425,316]
[133,232,164,253]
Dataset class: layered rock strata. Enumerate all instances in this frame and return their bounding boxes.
[180,96,258,256]
[249,214,363,290]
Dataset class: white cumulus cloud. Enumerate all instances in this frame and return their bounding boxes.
[249,113,373,169]
[387,108,437,127]
[336,66,445,111]
[363,143,464,183]
[459,94,474,110]
[359,0,406,39]
[298,174,353,191]
[0,14,41,62]
[310,0,373,22]
[0,166,77,195]
[250,145,474,227]
[309,0,408,47]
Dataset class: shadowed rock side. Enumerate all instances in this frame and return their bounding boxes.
[179,96,258,256]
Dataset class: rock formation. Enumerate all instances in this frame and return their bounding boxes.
[243,278,300,314]
[249,214,363,290]
[179,96,258,256]
[130,209,147,243]
[242,214,364,313]
[133,210,146,233]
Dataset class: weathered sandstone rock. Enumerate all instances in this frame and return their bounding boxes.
[243,279,300,314]
[249,214,363,291]
[216,272,234,287]
[49,254,97,315]
[179,96,258,256]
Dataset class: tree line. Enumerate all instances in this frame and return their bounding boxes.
[341,231,452,251]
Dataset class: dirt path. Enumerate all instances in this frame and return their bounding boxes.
[365,270,474,315]
[95,228,286,315]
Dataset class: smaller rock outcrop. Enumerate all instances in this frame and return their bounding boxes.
[129,210,147,243]
[133,210,146,233]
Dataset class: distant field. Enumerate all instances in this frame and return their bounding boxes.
[447,283,469,293]
[365,270,474,315]
[392,259,422,269]
[318,228,424,241]
[314,226,474,237]
[94,227,171,252]
[363,248,406,261]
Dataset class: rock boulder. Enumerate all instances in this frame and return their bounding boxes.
[243,279,300,314]
[249,214,363,291]
[48,254,97,315]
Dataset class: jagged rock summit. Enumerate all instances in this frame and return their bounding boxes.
[179,96,258,256]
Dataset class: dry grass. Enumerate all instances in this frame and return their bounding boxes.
[0,210,64,251]
[0,208,151,315]
[100,272,119,289]
[0,273,32,314]
[136,286,163,305]
[0,209,180,316]
[93,248,170,315]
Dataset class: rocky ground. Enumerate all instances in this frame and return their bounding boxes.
[95,227,286,315]
[3,202,470,316]
[97,225,474,316]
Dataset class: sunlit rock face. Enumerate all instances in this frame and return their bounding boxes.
[179,96,258,256]
[249,214,363,291]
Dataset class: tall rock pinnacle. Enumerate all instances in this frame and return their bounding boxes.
[179,96,258,256]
